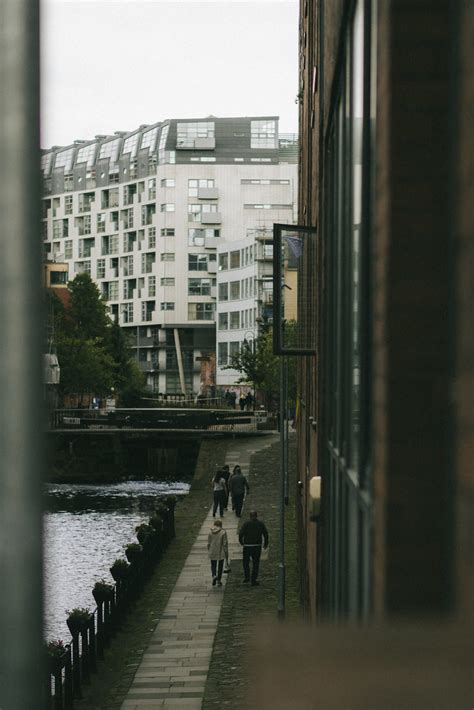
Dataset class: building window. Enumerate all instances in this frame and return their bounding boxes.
[54,148,74,172]
[188,278,211,296]
[188,178,214,197]
[218,253,229,271]
[141,301,155,322]
[64,240,73,259]
[108,281,119,301]
[230,250,240,269]
[161,252,175,262]
[122,131,140,158]
[188,303,215,321]
[99,138,120,163]
[188,228,220,246]
[96,259,106,279]
[218,342,228,367]
[141,203,156,225]
[160,228,175,237]
[148,276,156,296]
[161,302,175,311]
[177,121,215,148]
[230,311,240,329]
[230,281,240,300]
[250,119,277,149]
[148,227,156,248]
[141,126,159,152]
[229,341,240,358]
[188,203,217,222]
[218,312,228,330]
[97,213,106,233]
[161,178,175,188]
[141,253,155,274]
[218,283,229,301]
[121,208,134,229]
[121,255,134,276]
[121,302,134,323]
[160,277,175,286]
[65,195,73,214]
[188,254,208,271]
[160,203,175,212]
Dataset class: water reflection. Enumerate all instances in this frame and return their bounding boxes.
[44,480,189,640]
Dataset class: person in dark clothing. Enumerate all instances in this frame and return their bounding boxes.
[221,464,231,509]
[238,510,269,586]
[245,391,254,411]
[229,466,249,517]
[212,469,227,517]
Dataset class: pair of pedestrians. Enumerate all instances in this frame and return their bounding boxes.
[212,465,250,518]
[207,510,269,587]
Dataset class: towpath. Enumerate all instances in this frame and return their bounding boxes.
[120,435,275,709]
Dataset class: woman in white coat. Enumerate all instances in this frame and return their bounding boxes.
[207,519,228,587]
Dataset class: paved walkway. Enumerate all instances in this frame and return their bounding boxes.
[120,435,276,710]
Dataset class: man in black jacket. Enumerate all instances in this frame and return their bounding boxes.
[229,466,249,517]
[238,510,269,586]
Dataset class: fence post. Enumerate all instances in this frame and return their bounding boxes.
[80,626,90,684]
[64,645,73,710]
[88,615,97,673]
[71,634,82,698]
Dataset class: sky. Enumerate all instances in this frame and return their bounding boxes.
[40,0,299,148]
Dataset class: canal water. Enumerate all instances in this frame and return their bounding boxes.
[43,480,190,641]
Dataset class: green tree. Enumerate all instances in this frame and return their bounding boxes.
[67,273,110,340]
[56,336,116,405]
[225,322,297,409]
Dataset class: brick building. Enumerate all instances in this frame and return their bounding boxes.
[295,0,473,624]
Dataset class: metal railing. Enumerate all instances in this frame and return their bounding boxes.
[44,497,176,709]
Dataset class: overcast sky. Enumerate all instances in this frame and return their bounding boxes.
[40,0,299,148]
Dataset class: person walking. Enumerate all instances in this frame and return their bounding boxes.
[239,393,246,411]
[207,519,228,587]
[238,510,269,586]
[212,468,227,518]
[229,465,249,517]
[221,464,231,509]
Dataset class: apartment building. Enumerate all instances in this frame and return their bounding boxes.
[41,116,297,395]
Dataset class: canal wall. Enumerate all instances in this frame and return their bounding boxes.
[46,431,202,482]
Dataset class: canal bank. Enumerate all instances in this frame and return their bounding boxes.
[69,432,298,709]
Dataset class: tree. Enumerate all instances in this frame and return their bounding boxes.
[56,336,116,405]
[225,322,297,410]
[67,273,110,341]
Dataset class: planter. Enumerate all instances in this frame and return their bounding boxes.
[92,587,114,604]
[125,545,143,564]
[110,561,129,581]
[48,650,68,675]
[66,616,90,637]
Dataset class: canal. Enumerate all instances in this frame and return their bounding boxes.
[43,480,190,641]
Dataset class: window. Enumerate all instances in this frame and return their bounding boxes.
[160,228,175,237]
[188,303,215,321]
[78,192,94,213]
[161,178,175,188]
[99,138,120,163]
[244,204,292,209]
[229,341,240,358]
[141,203,155,225]
[109,235,119,254]
[101,187,119,209]
[121,208,134,229]
[230,281,240,300]
[141,126,159,152]
[123,280,134,299]
[161,252,175,261]
[218,342,228,367]
[108,281,119,301]
[64,240,73,259]
[160,203,175,212]
[190,157,216,163]
[53,219,68,239]
[188,254,208,271]
[121,303,134,323]
[65,195,73,214]
[160,277,175,287]
[177,121,215,148]
[230,250,240,269]
[121,255,134,276]
[241,178,290,185]
[141,253,155,274]
[97,213,106,233]
[218,312,228,330]
[123,184,137,206]
[188,203,217,222]
[141,301,156,322]
[250,119,277,149]
[218,253,228,271]
[161,302,175,311]
[122,132,140,158]
[188,178,214,197]
[50,270,67,285]
[188,228,220,246]
[230,311,240,329]
[74,260,91,275]
[148,227,156,248]
[188,278,211,296]
[76,142,97,167]
[54,148,74,172]
[218,283,229,301]
[158,124,169,164]
[148,276,156,297]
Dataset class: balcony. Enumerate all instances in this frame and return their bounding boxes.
[198,187,218,200]
[201,212,222,225]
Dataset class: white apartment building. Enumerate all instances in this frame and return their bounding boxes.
[41,117,297,395]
